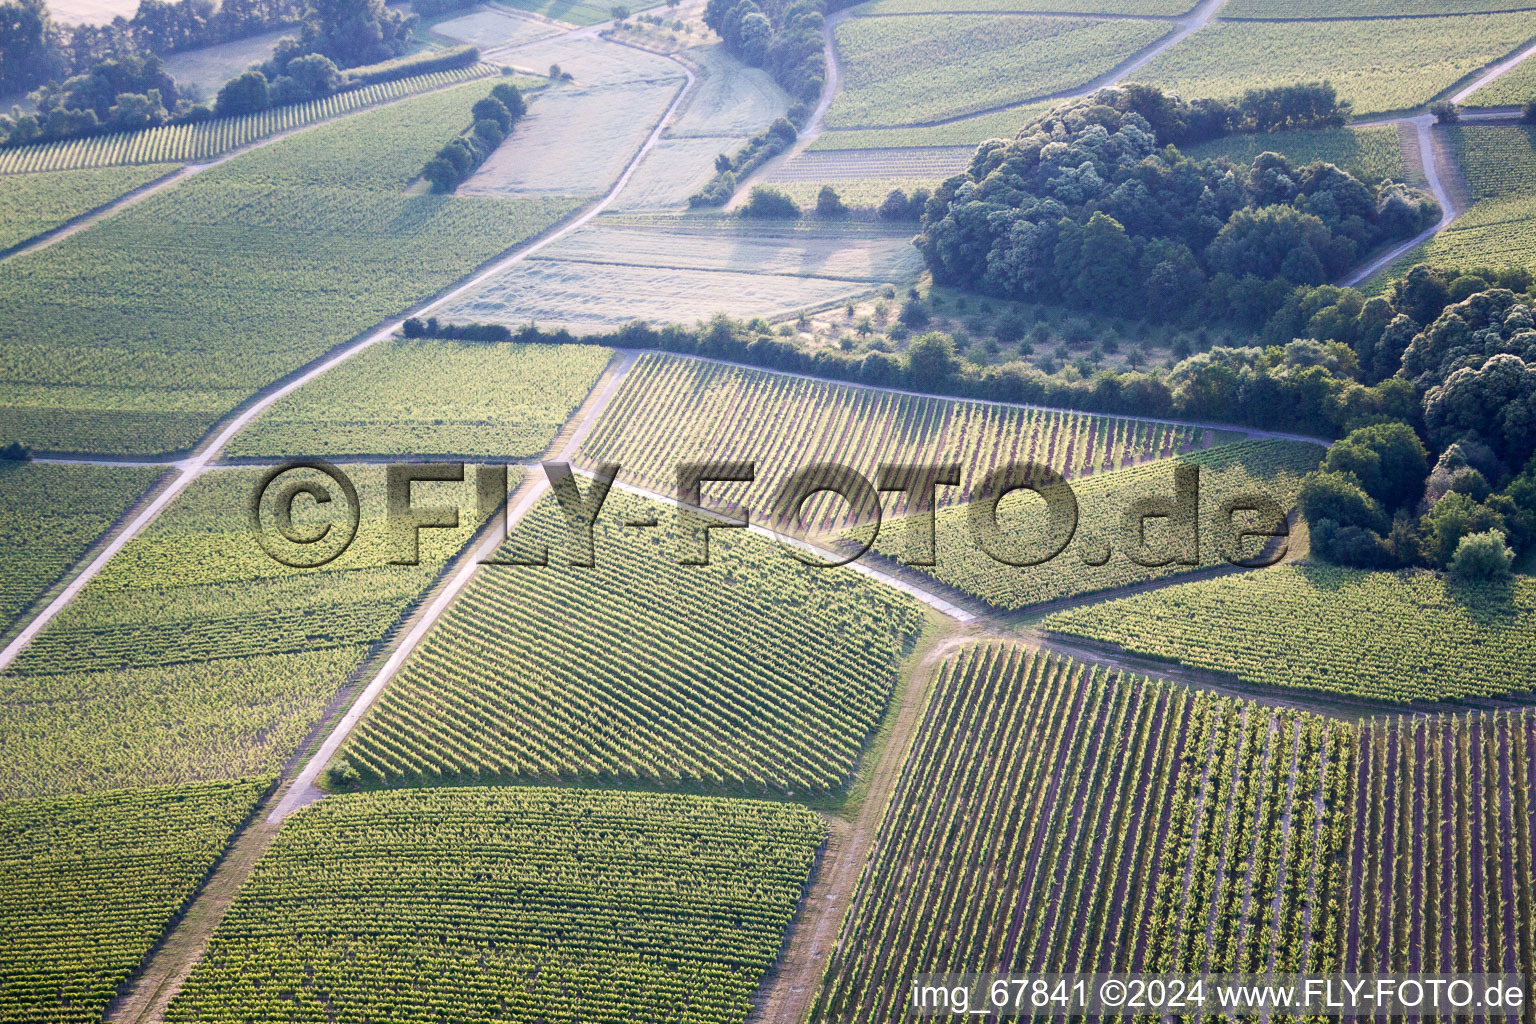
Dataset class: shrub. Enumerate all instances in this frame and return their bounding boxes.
[1449,529,1513,580]
[739,186,800,219]
[214,70,270,116]
[815,185,847,218]
[1430,100,1459,124]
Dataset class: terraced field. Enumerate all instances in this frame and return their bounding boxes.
[0,780,268,1024]
[1129,12,1536,116]
[0,465,499,799]
[0,64,500,173]
[577,353,1206,532]
[0,461,162,637]
[226,340,613,458]
[0,83,577,455]
[0,164,179,250]
[1042,564,1536,703]
[827,14,1169,128]
[165,787,822,1024]
[439,220,923,330]
[872,440,1323,611]
[1185,126,1407,184]
[335,489,929,795]
[810,644,1355,1021]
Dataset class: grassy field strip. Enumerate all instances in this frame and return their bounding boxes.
[763,145,973,179]
[0,64,500,174]
[0,54,697,673]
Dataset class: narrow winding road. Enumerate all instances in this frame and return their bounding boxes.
[1340,114,1459,287]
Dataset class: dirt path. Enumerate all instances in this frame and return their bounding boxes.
[0,69,505,265]
[1452,37,1536,105]
[0,52,696,674]
[745,627,976,1024]
[265,349,639,823]
[1341,114,1459,287]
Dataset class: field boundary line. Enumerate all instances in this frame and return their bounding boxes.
[0,48,698,674]
[1224,6,1536,20]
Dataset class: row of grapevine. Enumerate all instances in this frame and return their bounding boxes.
[0,466,502,800]
[0,64,498,175]
[578,353,1205,533]
[1345,713,1536,1002]
[163,787,824,1024]
[335,489,928,796]
[1042,563,1536,702]
[869,439,1323,611]
[0,779,267,1024]
[806,644,1355,1023]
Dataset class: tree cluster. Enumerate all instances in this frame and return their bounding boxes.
[689,117,795,206]
[420,82,524,192]
[1,0,303,95]
[740,184,800,218]
[702,0,823,110]
[918,87,1437,329]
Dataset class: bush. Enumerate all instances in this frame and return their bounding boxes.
[898,299,930,328]
[0,441,31,461]
[1430,100,1459,124]
[214,70,270,116]
[739,186,800,219]
[1449,529,1513,580]
[815,185,847,217]
[325,758,362,791]
[1525,99,1536,124]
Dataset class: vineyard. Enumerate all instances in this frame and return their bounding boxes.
[0,164,178,250]
[1344,713,1536,984]
[0,461,161,636]
[334,489,929,796]
[0,64,498,174]
[1466,52,1536,107]
[0,465,502,799]
[1450,124,1536,200]
[809,643,1355,1022]
[868,439,1323,611]
[0,82,577,455]
[1042,564,1536,702]
[1128,12,1536,117]
[826,14,1169,128]
[164,787,823,1024]
[810,102,1055,150]
[850,0,1192,14]
[762,147,972,183]
[1223,0,1536,15]
[1185,127,1407,187]
[0,779,267,1024]
[576,353,1206,533]
[226,340,614,458]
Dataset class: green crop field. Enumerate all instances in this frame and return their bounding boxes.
[1465,51,1536,106]
[0,64,499,174]
[335,489,928,796]
[165,787,822,1023]
[827,14,1169,128]
[1185,126,1407,184]
[811,102,1056,149]
[1129,12,1536,117]
[0,83,578,456]
[852,0,1192,12]
[809,643,1355,1021]
[0,465,502,799]
[1376,125,1536,277]
[1223,0,1536,15]
[227,340,613,458]
[0,461,162,637]
[870,440,1323,611]
[0,164,178,250]
[577,353,1206,533]
[0,779,267,1024]
[1043,564,1536,702]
